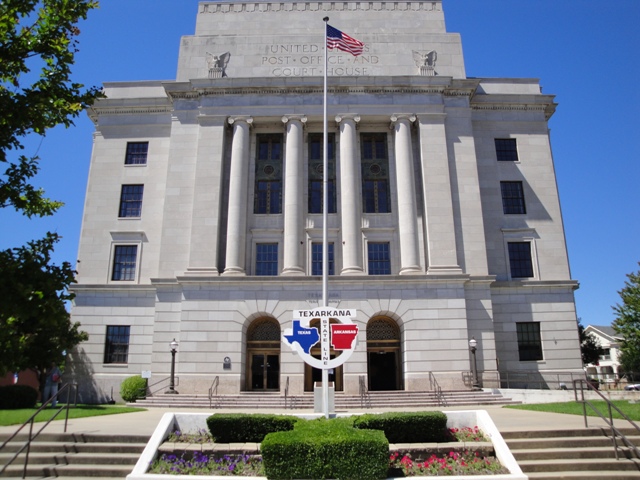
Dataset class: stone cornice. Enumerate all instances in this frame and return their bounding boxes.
[200,1,442,15]
[471,94,557,120]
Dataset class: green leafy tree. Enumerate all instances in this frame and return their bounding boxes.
[1,0,102,216]
[0,0,101,375]
[578,320,604,366]
[613,263,640,374]
[0,233,88,376]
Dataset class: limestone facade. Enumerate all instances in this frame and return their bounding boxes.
[68,0,582,402]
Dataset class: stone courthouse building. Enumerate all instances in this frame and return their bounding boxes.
[68,0,583,402]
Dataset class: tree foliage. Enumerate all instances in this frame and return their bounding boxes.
[0,0,102,217]
[0,233,88,375]
[0,0,100,374]
[578,320,604,366]
[613,263,640,373]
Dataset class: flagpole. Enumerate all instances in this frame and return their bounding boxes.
[322,16,330,419]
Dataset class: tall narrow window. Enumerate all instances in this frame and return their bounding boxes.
[111,245,138,281]
[256,243,278,276]
[125,142,149,165]
[500,181,526,214]
[495,138,518,162]
[312,243,334,276]
[104,326,131,364]
[118,185,144,218]
[368,242,391,275]
[308,133,336,214]
[516,322,543,361]
[254,134,283,214]
[361,133,391,213]
[508,242,534,278]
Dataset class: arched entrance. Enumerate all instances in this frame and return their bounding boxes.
[246,318,281,391]
[367,317,402,391]
[304,318,344,392]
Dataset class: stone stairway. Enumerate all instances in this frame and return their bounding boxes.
[504,427,640,479]
[132,389,519,409]
[0,432,147,479]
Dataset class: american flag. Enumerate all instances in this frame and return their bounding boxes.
[326,24,364,56]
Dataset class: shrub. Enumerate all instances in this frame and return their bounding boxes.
[353,411,448,443]
[0,385,38,409]
[261,417,389,480]
[119,375,147,403]
[206,413,298,443]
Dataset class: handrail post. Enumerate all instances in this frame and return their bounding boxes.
[23,419,34,479]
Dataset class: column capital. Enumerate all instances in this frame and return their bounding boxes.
[281,114,308,125]
[390,113,417,125]
[228,115,253,126]
[335,113,361,124]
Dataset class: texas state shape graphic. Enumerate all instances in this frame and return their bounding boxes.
[283,320,320,354]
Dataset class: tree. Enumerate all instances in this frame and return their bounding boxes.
[613,263,640,374]
[0,0,101,375]
[578,320,604,366]
[0,233,88,375]
[1,0,102,217]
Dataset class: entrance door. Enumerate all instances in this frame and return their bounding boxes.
[250,353,280,390]
[368,351,398,391]
[366,317,402,391]
[304,354,343,392]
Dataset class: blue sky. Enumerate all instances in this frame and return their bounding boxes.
[1,0,638,328]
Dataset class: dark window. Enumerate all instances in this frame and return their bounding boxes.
[111,245,138,281]
[508,242,534,278]
[254,135,283,214]
[495,139,518,162]
[308,133,336,214]
[500,181,526,214]
[516,322,543,361]
[118,185,144,218]
[256,243,278,276]
[312,243,334,276]
[361,133,391,213]
[368,242,391,275]
[104,326,131,364]
[125,142,149,165]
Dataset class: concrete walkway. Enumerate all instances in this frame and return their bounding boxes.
[0,404,620,438]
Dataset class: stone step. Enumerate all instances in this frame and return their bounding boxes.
[526,472,640,479]
[0,452,140,466]
[0,441,146,454]
[518,457,640,473]
[0,463,133,478]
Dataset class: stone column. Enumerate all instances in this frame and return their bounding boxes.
[223,116,253,276]
[281,115,307,276]
[417,114,461,274]
[336,114,364,275]
[185,115,227,276]
[391,114,422,274]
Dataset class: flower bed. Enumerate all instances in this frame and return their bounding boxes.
[126,410,526,480]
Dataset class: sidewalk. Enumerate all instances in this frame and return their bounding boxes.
[0,404,618,438]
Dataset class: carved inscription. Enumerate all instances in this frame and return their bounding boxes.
[262,43,378,77]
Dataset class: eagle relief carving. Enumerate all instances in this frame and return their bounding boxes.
[206,52,231,79]
[412,50,437,76]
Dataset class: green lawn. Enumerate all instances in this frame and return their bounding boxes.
[0,405,146,427]
[505,400,640,421]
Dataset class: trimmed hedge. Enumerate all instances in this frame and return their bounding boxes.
[206,413,298,443]
[0,385,38,409]
[119,375,147,403]
[261,418,389,480]
[352,411,448,443]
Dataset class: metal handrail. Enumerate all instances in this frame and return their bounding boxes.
[208,376,220,408]
[573,378,640,460]
[0,383,78,479]
[428,372,448,407]
[358,375,371,408]
[142,376,176,397]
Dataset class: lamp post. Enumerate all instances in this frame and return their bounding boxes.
[469,337,480,390]
[166,338,179,394]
